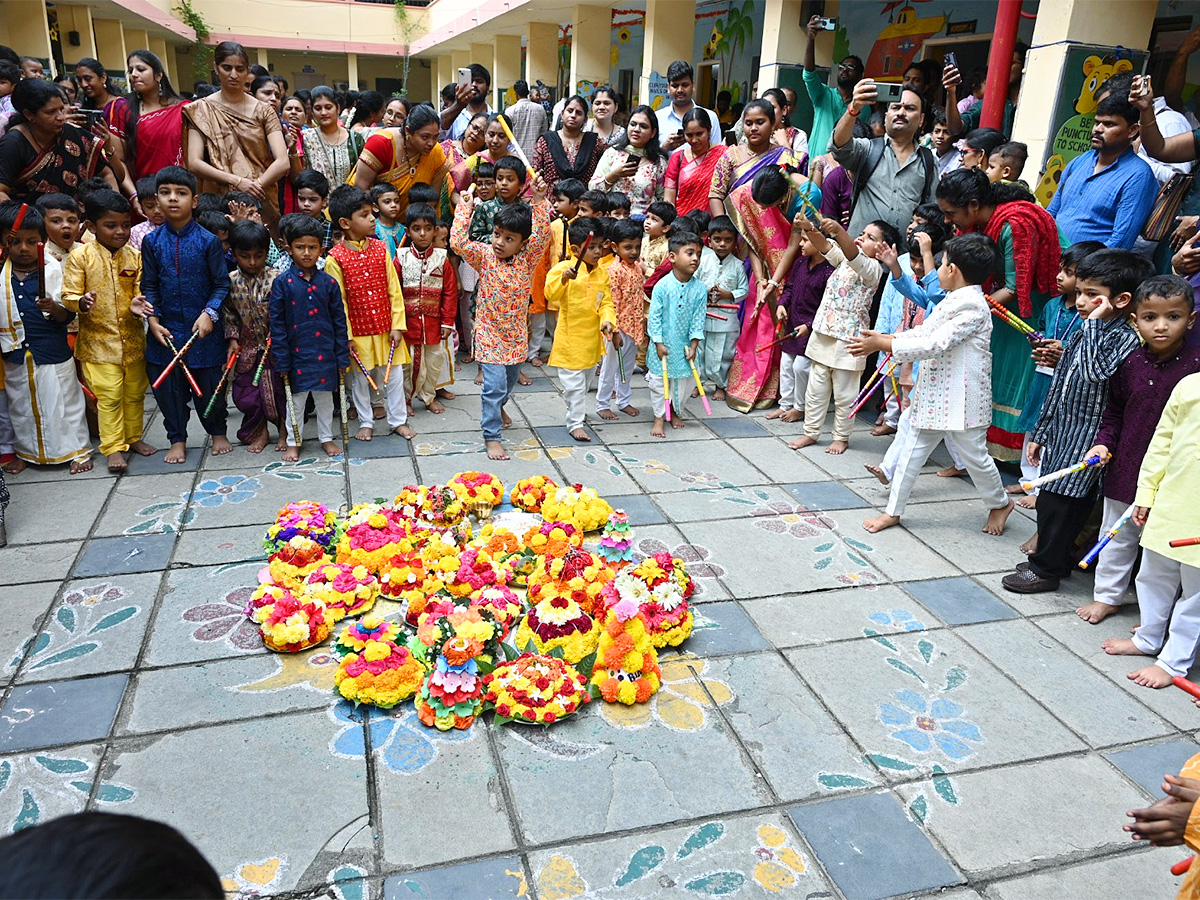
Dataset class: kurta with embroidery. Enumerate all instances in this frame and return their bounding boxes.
[469,198,500,243]
[61,241,144,366]
[1135,373,1200,568]
[225,266,281,374]
[545,259,615,370]
[606,258,646,343]
[450,198,552,365]
[269,263,350,392]
[648,273,707,379]
[641,234,669,277]
[696,248,751,336]
[325,237,409,369]
[396,246,457,346]
[812,244,884,343]
[890,284,993,432]
[1,261,71,365]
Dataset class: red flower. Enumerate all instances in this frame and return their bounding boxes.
[543,712,557,724]
[522,709,537,721]
[497,703,511,717]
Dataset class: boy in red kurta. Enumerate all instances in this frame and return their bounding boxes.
[396,203,457,414]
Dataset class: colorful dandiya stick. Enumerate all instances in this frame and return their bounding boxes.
[572,233,593,275]
[1173,676,1200,701]
[661,354,671,422]
[1172,857,1194,877]
[1019,454,1103,493]
[986,295,1046,342]
[689,359,712,416]
[282,373,302,447]
[434,336,457,389]
[166,334,204,398]
[398,232,408,248]
[80,382,98,404]
[714,303,741,310]
[384,339,397,384]
[849,357,899,419]
[497,117,536,178]
[203,348,238,418]
[1078,503,1137,570]
[756,324,805,354]
[12,203,28,232]
[1170,536,1200,548]
[350,347,378,390]
[338,370,350,449]
[152,332,201,395]
[850,352,893,410]
[706,311,728,321]
[252,335,271,387]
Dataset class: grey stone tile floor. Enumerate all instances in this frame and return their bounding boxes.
[0,357,1194,898]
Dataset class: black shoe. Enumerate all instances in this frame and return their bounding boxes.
[1001,566,1059,593]
[1016,561,1030,572]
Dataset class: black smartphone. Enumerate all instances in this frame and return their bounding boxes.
[77,108,106,127]
[944,51,958,70]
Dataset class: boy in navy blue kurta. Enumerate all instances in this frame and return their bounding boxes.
[142,166,232,465]
[270,215,349,462]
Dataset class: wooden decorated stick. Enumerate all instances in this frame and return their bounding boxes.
[338,370,350,448]
[36,241,45,300]
[706,311,728,321]
[282,373,302,447]
[572,233,593,275]
[848,358,899,418]
[661,354,671,422]
[756,324,805,354]
[1170,536,1200,548]
[169,335,205,398]
[610,332,626,384]
[384,339,397,385]
[1078,503,1137,570]
[252,335,271,387]
[152,332,200,394]
[1173,676,1200,701]
[986,295,1046,341]
[850,352,893,410]
[444,335,455,385]
[1019,455,1103,493]
[689,359,712,416]
[203,348,237,418]
[12,203,28,232]
[1172,857,1194,877]
[497,116,535,177]
[398,232,408,248]
[349,347,378,390]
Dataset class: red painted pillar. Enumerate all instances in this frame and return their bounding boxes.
[982,0,1023,130]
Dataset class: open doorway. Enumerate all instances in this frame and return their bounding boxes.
[696,61,719,108]
[922,37,992,110]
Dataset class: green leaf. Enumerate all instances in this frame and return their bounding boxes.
[34,756,89,775]
[501,642,519,662]
[867,753,917,771]
[917,640,934,664]
[615,845,666,887]
[817,772,873,789]
[908,793,928,824]
[96,783,135,803]
[863,629,899,651]
[944,667,967,691]
[475,657,494,676]
[676,821,724,859]
[886,658,926,683]
[31,643,99,669]
[13,790,39,831]
[575,650,597,677]
[492,714,513,725]
[932,768,958,804]
[814,542,834,553]
[90,606,138,633]
[549,645,565,660]
[683,871,745,895]
[56,606,76,633]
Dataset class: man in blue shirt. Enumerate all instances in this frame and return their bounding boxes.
[1047,94,1158,250]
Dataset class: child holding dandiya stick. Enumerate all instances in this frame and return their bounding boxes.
[648,231,707,438]
[396,203,457,416]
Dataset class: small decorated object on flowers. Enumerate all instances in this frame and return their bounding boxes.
[470,585,523,640]
[254,593,332,653]
[334,615,401,658]
[598,553,694,648]
[421,483,467,526]
[336,505,417,574]
[334,638,425,708]
[527,544,614,616]
[450,471,504,520]
[473,524,533,586]
[598,510,635,567]
[377,548,427,603]
[266,536,329,590]
[540,483,613,532]
[484,652,592,724]
[443,546,514,599]
[591,591,661,705]
[514,594,600,664]
[263,501,340,555]
[523,520,584,561]
[510,475,558,513]
[393,484,426,519]
[244,583,298,620]
[303,562,380,621]
[414,607,500,730]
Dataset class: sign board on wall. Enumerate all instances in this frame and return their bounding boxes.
[647,71,668,111]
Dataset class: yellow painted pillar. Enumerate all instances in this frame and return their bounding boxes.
[91,19,127,75]
[639,0,695,104]
[436,55,453,96]
[348,52,359,89]
[756,0,807,95]
[123,26,149,56]
[1013,0,1157,167]
[493,34,522,110]
[148,37,171,80]
[526,22,558,88]
[569,5,609,97]
[451,47,472,80]
[254,48,269,70]
[7,0,53,69]
[55,5,97,62]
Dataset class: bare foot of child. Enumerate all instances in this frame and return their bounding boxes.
[321,441,341,457]
[712,388,726,401]
[486,439,509,460]
[598,409,618,421]
[130,440,156,456]
[863,513,901,533]
[789,435,818,450]
[474,370,483,385]
[1077,601,1120,624]
[248,428,269,453]
[1,457,26,475]
[428,399,445,414]
[348,406,359,420]
[518,371,532,386]
[355,426,373,442]
[651,417,666,438]
[826,440,848,455]
[501,409,513,429]
[621,405,640,417]
[211,436,233,456]
[529,357,544,368]
[865,464,890,485]
[106,452,127,473]
[1005,483,1026,494]
[1020,532,1038,555]
[164,442,187,464]
[275,434,288,452]
[570,427,591,442]
[670,417,685,430]
[781,409,803,423]
[407,403,415,417]
[373,405,385,420]
[937,466,966,478]
[437,389,456,400]
[1128,664,1174,688]
[1102,637,1149,656]
[690,387,699,398]
[983,500,1015,535]
[1016,495,1037,509]
[765,408,784,419]
[282,445,299,462]
[393,424,416,440]
[870,424,897,436]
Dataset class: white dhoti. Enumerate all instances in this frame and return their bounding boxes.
[4,354,91,465]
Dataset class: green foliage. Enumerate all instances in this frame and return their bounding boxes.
[174,0,212,84]
[711,0,756,89]
[392,2,427,97]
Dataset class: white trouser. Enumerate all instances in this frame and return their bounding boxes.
[403,341,448,407]
[0,390,14,455]
[351,366,407,429]
[286,390,334,447]
[1092,497,1144,607]
[881,407,965,481]
[597,332,637,412]
[1019,434,1040,495]
[1132,549,1200,677]
[803,362,859,442]
[528,311,557,360]
[558,367,590,431]
[881,378,903,427]
[646,370,690,419]
[779,352,812,413]
[886,425,1007,518]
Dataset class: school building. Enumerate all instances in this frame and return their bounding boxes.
[2,0,1200,196]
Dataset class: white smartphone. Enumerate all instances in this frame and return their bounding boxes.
[457,67,471,89]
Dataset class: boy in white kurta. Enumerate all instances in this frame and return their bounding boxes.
[849,234,1014,536]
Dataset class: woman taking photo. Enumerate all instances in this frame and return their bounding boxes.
[589,105,667,220]
[116,50,188,182]
[585,86,626,148]
[663,108,725,216]
[75,58,126,127]
[294,85,364,188]
[183,41,289,226]
[532,94,603,187]
[350,103,450,217]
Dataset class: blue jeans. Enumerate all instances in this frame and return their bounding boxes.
[480,362,521,441]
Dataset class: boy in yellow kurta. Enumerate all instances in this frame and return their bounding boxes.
[545,219,615,442]
[61,191,155,473]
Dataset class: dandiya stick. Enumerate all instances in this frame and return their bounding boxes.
[167,334,204,398]
[152,332,199,393]
[497,116,535,178]
[384,339,398,384]
[1173,676,1200,701]
[252,335,271,387]
[572,233,593,275]
[1170,536,1200,548]
[435,336,457,389]
[661,354,671,422]
[1172,857,1194,877]
[338,370,350,449]
[281,373,302,447]
[850,352,893,410]
[756,324,804,354]
[1019,455,1103,493]
[36,241,45,300]
[350,347,378,391]
[714,303,741,310]
[706,311,728,321]
[203,348,237,419]
[11,203,28,232]
[1078,503,1137,570]
[611,332,626,383]
[689,359,712,416]
[848,358,899,418]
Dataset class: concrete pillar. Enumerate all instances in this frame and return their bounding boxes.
[493,34,522,110]
[451,47,472,79]
[91,19,127,75]
[7,0,53,70]
[756,0,807,97]
[1012,0,1157,167]
[639,0,695,104]
[436,55,453,97]
[347,52,359,89]
[569,5,609,97]
[526,22,558,89]
[406,58,432,102]
[255,47,270,70]
[148,37,171,81]
[55,4,97,63]
[123,26,149,56]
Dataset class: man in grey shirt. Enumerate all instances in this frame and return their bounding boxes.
[830,81,935,237]
[505,79,548,161]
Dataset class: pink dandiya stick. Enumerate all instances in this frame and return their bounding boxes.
[850,352,893,410]
[350,347,378,390]
[714,303,741,310]
[661,355,671,422]
[1170,537,1200,548]
[849,358,898,418]
[706,311,728,321]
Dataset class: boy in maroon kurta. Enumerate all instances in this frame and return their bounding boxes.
[396,203,457,414]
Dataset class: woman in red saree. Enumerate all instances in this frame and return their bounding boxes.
[114,50,187,182]
[663,108,726,217]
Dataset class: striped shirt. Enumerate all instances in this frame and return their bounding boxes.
[1030,316,1141,498]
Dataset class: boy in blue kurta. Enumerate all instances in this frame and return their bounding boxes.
[648,231,707,438]
[143,166,232,465]
[270,214,350,463]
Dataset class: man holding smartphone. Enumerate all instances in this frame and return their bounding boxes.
[803,15,869,157]
[440,63,493,141]
[656,61,724,152]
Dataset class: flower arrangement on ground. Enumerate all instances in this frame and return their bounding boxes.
[336,506,416,574]
[393,485,426,519]
[377,548,426,602]
[443,546,513,599]
[421,484,467,525]
[266,536,329,590]
[522,520,583,560]
[484,653,592,724]
[598,510,635,566]
[303,562,380,621]
[541,484,613,532]
[334,616,401,658]
[244,583,297,620]
[263,501,340,555]
[414,607,500,730]
[470,585,523,640]
[334,638,425,707]
[527,545,614,616]
[254,593,332,652]
[514,594,599,664]
[450,471,504,519]
[591,592,661,705]
[627,552,695,647]
[510,475,558,513]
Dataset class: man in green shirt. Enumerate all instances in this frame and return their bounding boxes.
[803,14,867,156]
